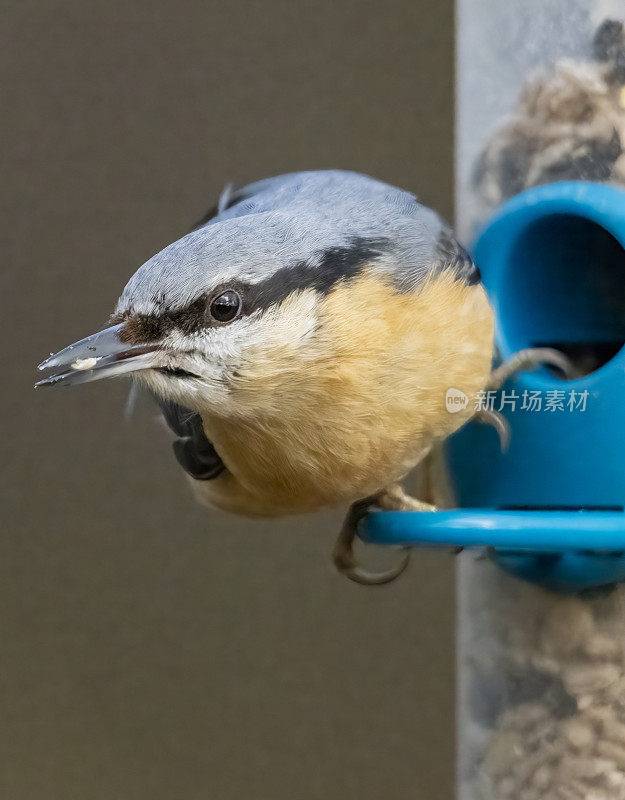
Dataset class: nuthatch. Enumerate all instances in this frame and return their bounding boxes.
[36,170,565,583]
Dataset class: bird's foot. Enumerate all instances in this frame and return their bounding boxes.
[487,346,574,391]
[332,485,436,585]
[477,347,576,452]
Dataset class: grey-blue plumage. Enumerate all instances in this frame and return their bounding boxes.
[116,170,478,321]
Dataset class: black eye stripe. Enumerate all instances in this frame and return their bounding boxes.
[114,236,389,343]
[244,236,388,313]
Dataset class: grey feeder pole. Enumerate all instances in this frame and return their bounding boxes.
[455,1,625,799]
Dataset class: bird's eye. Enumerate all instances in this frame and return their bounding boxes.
[209,290,242,323]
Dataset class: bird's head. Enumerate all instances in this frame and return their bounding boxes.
[36,171,456,424]
[37,173,438,421]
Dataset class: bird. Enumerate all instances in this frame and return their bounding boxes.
[36,170,564,583]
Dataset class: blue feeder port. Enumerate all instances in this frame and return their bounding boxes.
[361,181,625,591]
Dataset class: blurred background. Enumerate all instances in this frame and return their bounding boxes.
[3,2,455,798]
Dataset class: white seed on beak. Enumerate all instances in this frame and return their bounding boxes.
[35,323,163,387]
[71,357,99,370]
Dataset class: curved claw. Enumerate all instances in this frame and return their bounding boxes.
[487,347,575,390]
[476,346,574,453]
[332,496,411,585]
[475,407,511,452]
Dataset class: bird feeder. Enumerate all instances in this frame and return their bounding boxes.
[366,180,625,592]
[362,2,625,798]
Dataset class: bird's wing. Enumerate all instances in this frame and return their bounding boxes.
[189,173,305,232]
[156,397,225,481]
[434,225,482,286]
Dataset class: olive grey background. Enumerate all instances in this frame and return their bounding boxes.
[3,2,455,798]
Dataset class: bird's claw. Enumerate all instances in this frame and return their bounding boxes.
[474,407,511,452]
[332,485,435,585]
[476,347,575,453]
[487,346,575,390]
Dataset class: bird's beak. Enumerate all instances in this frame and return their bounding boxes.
[35,323,162,388]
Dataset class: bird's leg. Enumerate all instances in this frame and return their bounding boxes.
[381,483,437,512]
[487,347,574,391]
[333,484,436,585]
[475,347,576,451]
